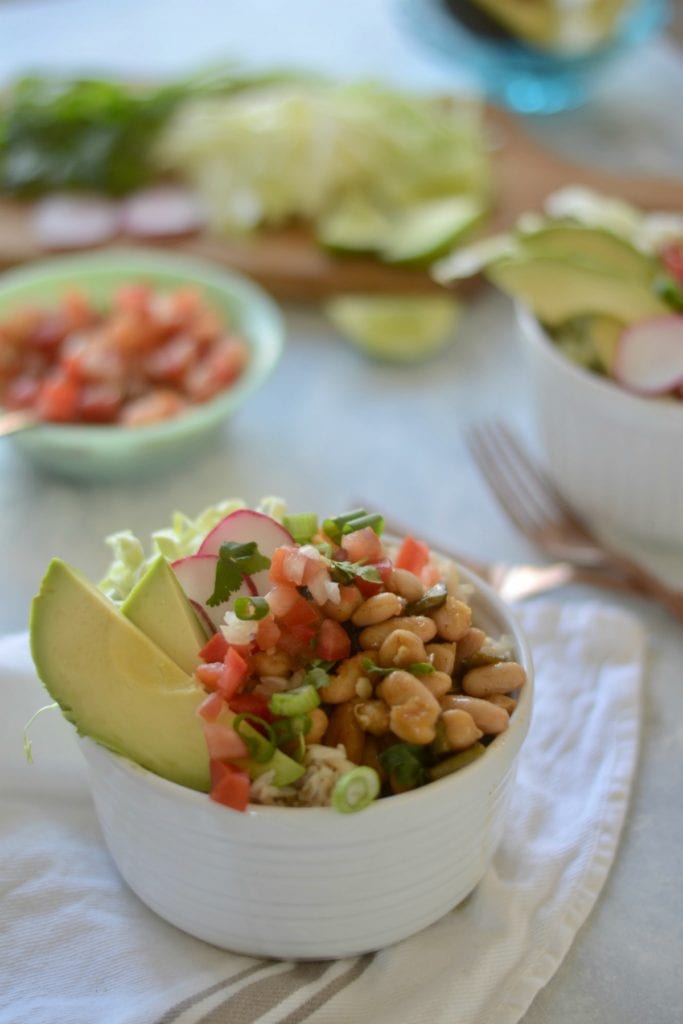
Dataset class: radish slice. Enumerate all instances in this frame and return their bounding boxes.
[614,316,683,396]
[120,185,205,238]
[32,193,120,250]
[172,554,256,631]
[198,510,294,595]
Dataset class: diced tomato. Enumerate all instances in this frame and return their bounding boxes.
[119,388,187,426]
[255,613,281,651]
[315,618,351,661]
[195,661,225,692]
[114,283,152,314]
[395,536,431,575]
[199,632,229,663]
[216,645,249,699]
[662,242,683,285]
[196,691,227,721]
[3,374,40,410]
[342,526,384,564]
[77,382,123,423]
[144,333,199,386]
[420,562,442,587]
[202,721,249,761]
[209,760,251,811]
[352,556,391,598]
[62,289,97,331]
[28,312,68,353]
[35,371,80,422]
[228,692,273,721]
[278,592,321,642]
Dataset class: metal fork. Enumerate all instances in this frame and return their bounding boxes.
[466,419,683,623]
[374,512,638,604]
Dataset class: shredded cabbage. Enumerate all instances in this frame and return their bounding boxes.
[99,495,286,601]
[154,81,491,234]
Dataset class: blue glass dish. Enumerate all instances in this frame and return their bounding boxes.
[395,0,671,114]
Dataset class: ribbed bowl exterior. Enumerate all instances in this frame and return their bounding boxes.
[79,566,533,959]
[517,305,683,549]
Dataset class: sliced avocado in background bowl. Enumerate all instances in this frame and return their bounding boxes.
[516,224,657,281]
[488,255,668,326]
[30,559,210,792]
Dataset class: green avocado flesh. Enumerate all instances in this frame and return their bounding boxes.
[30,559,210,791]
[489,256,668,326]
[518,225,656,281]
[121,555,208,676]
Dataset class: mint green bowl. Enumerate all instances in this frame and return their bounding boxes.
[0,249,285,481]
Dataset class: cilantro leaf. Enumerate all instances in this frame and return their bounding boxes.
[206,541,271,607]
[329,559,382,585]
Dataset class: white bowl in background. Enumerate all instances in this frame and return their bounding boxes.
[78,564,533,960]
[517,303,683,550]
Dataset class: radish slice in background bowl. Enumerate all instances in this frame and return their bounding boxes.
[613,315,683,396]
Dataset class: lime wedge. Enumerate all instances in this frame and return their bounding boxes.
[381,195,485,266]
[324,294,462,363]
[316,196,392,255]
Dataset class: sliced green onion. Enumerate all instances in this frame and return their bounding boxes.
[332,766,381,813]
[283,512,319,544]
[409,662,434,675]
[341,512,384,536]
[233,595,270,621]
[406,581,447,615]
[303,665,331,690]
[322,508,368,542]
[272,713,312,745]
[233,714,277,763]
[378,742,428,788]
[428,742,485,780]
[268,683,320,717]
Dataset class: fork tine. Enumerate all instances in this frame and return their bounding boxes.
[466,423,546,536]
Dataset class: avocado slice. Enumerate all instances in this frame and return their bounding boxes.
[381,195,485,266]
[121,555,209,676]
[518,225,656,281]
[488,255,668,326]
[30,559,210,791]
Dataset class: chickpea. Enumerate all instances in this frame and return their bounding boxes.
[323,700,365,764]
[359,615,437,651]
[420,669,453,700]
[321,584,363,623]
[352,592,405,627]
[440,694,509,734]
[318,653,366,704]
[425,641,456,676]
[462,660,526,698]
[430,596,472,642]
[390,697,440,745]
[251,649,292,678]
[454,627,486,666]
[488,693,517,714]
[377,628,427,669]
[377,669,441,745]
[441,709,483,750]
[385,567,425,603]
[354,699,391,736]
[305,707,329,744]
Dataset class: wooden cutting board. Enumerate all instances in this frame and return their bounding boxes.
[0,104,681,301]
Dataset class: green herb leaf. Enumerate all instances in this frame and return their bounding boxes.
[206,541,271,607]
[329,559,382,585]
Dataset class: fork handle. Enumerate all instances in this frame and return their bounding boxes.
[606,552,683,623]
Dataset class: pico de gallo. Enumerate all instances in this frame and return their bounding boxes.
[144,503,528,813]
[0,283,249,426]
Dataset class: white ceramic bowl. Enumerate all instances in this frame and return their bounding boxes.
[78,564,533,959]
[517,303,683,550]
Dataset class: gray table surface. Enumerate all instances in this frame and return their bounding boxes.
[1,2,682,1021]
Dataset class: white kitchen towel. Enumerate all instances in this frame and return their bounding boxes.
[0,601,644,1024]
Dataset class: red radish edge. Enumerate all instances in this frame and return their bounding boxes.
[613,315,683,396]
[198,510,294,595]
[171,553,256,630]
